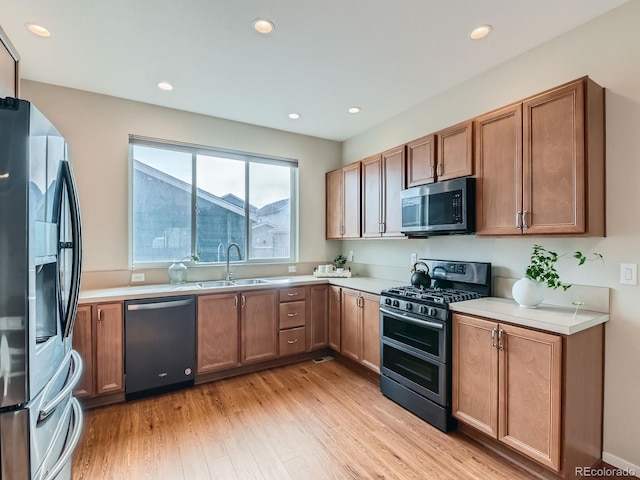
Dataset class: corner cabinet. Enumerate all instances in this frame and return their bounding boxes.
[362,145,406,238]
[73,302,124,398]
[475,77,605,236]
[452,313,604,477]
[326,162,361,239]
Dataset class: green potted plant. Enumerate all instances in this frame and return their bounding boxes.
[333,254,348,272]
[513,244,603,308]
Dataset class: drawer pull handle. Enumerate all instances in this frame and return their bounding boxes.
[287,312,298,317]
[287,338,298,344]
[287,292,298,296]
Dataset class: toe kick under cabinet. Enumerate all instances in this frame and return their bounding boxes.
[452,313,604,480]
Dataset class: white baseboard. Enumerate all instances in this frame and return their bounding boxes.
[602,452,639,476]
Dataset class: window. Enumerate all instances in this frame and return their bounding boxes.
[129,136,298,266]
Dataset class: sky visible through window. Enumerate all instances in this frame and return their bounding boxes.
[133,145,289,208]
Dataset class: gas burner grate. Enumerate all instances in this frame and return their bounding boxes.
[383,286,483,305]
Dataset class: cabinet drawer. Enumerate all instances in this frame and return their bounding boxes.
[279,286,306,302]
[279,327,306,356]
[279,301,306,329]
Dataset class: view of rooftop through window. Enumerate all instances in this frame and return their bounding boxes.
[130,140,297,265]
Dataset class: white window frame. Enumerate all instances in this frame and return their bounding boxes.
[128,135,299,268]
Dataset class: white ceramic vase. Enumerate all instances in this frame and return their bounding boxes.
[512,277,545,308]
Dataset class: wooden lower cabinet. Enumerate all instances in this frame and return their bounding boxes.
[308,284,329,351]
[452,313,604,478]
[73,302,124,398]
[197,293,239,373]
[329,286,341,351]
[340,288,380,373]
[241,289,278,364]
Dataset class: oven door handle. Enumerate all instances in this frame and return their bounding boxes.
[380,307,444,330]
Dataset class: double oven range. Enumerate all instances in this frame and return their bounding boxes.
[379,259,491,432]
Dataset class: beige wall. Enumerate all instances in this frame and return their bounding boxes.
[342,1,640,470]
[21,81,343,287]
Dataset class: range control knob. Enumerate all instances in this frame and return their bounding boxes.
[385,298,392,305]
[428,307,437,317]
[419,305,428,315]
[392,300,400,308]
[405,303,413,311]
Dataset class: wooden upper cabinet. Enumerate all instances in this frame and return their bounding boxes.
[476,77,605,236]
[436,120,474,181]
[326,162,362,239]
[407,134,436,187]
[361,146,406,238]
[475,103,523,235]
[362,154,382,238]
[197,293,239,373]
[326,168,343,239]
[523,79,596,235]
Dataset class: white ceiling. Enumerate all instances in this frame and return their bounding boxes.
[2,0,629,141]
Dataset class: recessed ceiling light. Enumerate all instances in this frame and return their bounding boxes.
[157,82,173,91]
[253,19,275,34]
[26,23,51,37]
[288,113,300,120]
[469,25,492,40]
[348,106,361,114]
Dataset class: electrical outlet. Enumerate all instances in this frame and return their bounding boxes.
[348,250,354,262]
[288,265,297,273]
[131,272,145,282]
[410,253,417,266]
[620,263,637,285]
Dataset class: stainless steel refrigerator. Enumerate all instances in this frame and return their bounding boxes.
[0,97,83,480]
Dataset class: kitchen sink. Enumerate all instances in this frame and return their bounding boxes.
[196,280,236,288]
[233,278,269,285]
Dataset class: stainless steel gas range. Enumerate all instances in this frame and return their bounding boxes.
[379,259,491,432]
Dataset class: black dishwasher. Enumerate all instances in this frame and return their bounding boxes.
[124,295,196,400]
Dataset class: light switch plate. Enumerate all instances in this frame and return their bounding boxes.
[410,253,418,266]
[620,263,637,285]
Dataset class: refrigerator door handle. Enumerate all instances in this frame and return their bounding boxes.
[38,350,83,423]
[59,160,83,338]
[37,397,83,480]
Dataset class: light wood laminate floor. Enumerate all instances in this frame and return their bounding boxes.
[72,359,542,480]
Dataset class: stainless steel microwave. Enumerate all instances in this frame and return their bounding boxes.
[400,177,475,236]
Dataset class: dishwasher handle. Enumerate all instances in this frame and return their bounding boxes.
[127,298,194,311]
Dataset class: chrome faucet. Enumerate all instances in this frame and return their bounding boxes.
[226,243,242,281]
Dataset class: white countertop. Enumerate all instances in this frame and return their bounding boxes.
[79,275,402,304]
[449,297,609,335]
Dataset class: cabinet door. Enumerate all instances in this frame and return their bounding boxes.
[499,323,562,472]
[523,80,585,234]
[197,293,239,373]
[407,135,436,187]
[360,292,380,373]
[340,289,361,362]
[437,120,474,181]
[328,286,341,351]
[381,146,405,237]
[475,104,523,235]
[452,314,498,437]
[72,305,94,398]
[95,303,124,395]
[0,30,19,98]
[326,168,343,239]
[241,290,278,364]
[342,162,362,238]
[361,154,382,238]
[308,284,329,351]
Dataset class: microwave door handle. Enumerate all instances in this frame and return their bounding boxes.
[60,161,83,338]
